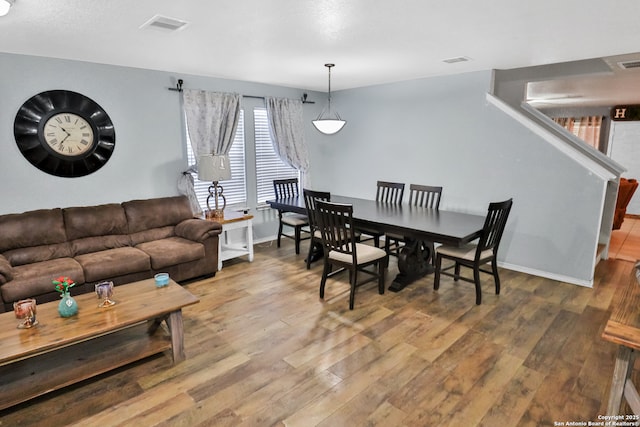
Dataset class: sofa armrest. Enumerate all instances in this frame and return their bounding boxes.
[175,219,222,242]
[0,254,14,285]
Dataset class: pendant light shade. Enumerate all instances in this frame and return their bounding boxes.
[312,64,346,135]
[0,0,12,17]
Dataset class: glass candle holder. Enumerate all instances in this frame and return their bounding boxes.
[14,298,38,329]
[95,281,116,308]
[154,273,169,287]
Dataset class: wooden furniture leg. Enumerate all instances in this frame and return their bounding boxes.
[607,346,635,415]
[165,309,186,364]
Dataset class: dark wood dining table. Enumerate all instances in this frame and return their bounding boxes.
[267,195,486,292]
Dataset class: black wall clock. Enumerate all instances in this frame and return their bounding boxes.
[13,90,116,177]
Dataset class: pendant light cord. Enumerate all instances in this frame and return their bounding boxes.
[324,64,335,116]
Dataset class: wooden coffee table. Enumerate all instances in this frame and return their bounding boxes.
[0,278,199,410]
[602,263,640,415]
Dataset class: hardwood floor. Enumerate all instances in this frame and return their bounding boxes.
[0,239,636,426]
[610,217,640,262]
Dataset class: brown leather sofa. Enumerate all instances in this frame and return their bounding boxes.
[0,196,221,312]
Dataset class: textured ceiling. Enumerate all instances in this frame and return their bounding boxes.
[1,0,640,105]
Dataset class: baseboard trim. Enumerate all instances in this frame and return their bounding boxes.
[497,261,593,288]
[257,234,595,288]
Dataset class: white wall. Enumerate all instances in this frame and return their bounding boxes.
[0,52,322,241]
[0,53,607,284]
[306,71,605,285]
[1,54,182,213]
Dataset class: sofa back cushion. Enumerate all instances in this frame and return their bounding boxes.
[0,209,71,266]
[64,204,131,255]
[123,196,194,245]
[0,208,71,266]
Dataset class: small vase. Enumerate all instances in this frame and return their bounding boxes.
[58,291,79,317]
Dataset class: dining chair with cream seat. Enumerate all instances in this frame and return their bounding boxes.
[303,188,331,270]
[315,200,388,310]
[358,181,405,248]
[385,184,442,256]
[433,198,513,305]
[273,178,310,254]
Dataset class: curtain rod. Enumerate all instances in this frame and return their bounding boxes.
[167,79,315,103]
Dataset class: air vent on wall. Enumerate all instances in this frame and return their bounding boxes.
[618,60,640,70]
[443,56,471,64]
[140,15,189,32]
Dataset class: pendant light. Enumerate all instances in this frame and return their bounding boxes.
[0,0,13,17]
[312,63,346,135]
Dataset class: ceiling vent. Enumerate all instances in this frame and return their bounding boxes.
[140,15,189,32]
[618,60,640,70]
[443,56,471,64]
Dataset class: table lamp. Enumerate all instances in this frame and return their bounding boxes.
[198,154,232,219]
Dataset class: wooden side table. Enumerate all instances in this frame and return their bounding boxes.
[213,210,254,271]
[602,262,640,415]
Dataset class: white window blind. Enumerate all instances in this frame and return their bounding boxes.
[254,107,299,205]
[186,110,247,209]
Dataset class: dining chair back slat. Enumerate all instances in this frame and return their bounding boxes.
[408,184,442,209]
[316,200,355,255]
[361,180,405,248]
[273,178,309,254]
[273,178,300,199]
[477,199,513,258]
[376,181,405,204]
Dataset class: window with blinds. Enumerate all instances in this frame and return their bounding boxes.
[186,110,247,209]
[254,107,300,205]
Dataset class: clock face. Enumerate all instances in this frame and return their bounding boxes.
[43,113,95,157]
[14,90,115,178]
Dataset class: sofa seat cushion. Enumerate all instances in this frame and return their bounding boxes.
[135,237,205,270]
[70,235,132,256]
[1,258,85,304]
[75,247,151,282]
[129,226,175,246]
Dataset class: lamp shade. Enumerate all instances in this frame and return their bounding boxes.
[197,154,232,182]
[312,119,347,135]
[0,0,11,17]
[312,63,346,135]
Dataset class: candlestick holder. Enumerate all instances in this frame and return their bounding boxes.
[14,298,37,329]
[95,281,116,308]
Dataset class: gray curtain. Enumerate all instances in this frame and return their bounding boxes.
[178,90,241,213]
[265,97,310,186]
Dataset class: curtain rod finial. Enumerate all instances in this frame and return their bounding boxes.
[168,79,184,92]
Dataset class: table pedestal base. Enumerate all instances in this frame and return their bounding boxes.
[306,242,324,265]
[389,239,434,292]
